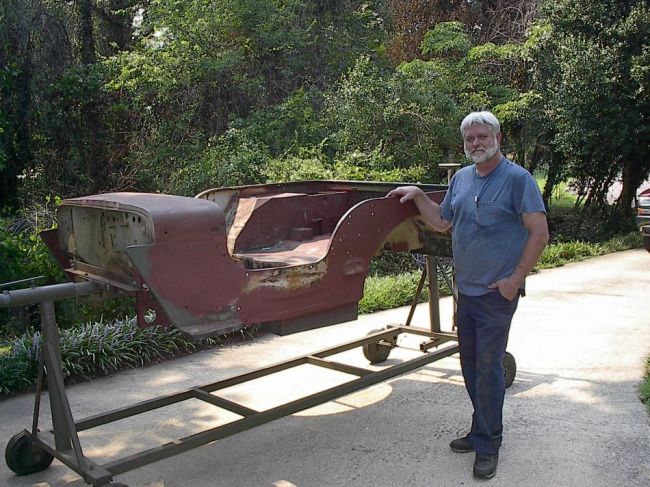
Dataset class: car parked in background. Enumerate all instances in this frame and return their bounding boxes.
[636,188,650,252]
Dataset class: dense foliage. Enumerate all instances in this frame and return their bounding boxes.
[526,0,650,218]
[0,1,648,325]
[2,0,647,209]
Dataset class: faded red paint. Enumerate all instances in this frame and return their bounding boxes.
[47,181,448,338]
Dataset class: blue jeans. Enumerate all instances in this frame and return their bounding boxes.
[457,290,519,455]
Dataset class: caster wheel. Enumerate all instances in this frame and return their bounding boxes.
[504,351,516,388]
[363,328,396,364]
[5,431,54,475]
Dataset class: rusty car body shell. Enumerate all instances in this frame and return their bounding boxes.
[43,181,449,338]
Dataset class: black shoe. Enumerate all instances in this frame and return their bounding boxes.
[449,435,474,453]
[473,454,498,479]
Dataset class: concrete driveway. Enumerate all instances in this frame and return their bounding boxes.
[1,249,649,487]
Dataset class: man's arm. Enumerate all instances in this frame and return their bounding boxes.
[387,186,452,232]
[489,211,549,300]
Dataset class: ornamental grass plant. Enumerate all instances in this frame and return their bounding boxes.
[0,318,219,396]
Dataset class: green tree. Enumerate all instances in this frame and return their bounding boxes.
[320,21,524,181]
[0,0,139,205]
[103,0,387,194]
[529,0,650,218]
[0,0,41,210]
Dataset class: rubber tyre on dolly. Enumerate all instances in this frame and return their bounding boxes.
[363,328,397,364]
[504,351,516,388]
[5,431,54,476]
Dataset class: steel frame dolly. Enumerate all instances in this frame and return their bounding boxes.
[2,257,515,486]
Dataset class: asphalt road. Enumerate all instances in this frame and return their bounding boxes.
[1,249,649,487]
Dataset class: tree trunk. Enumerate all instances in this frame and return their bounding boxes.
[542,149,561,209]
[96,0,137,55]
[0,0,34,209]
[527,143,544,176]
[77,0,96,65]
[618,155,645,219]
[585,165,617,217]
[76,0,106,193]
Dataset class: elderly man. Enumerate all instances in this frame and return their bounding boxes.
[388,111,549,479]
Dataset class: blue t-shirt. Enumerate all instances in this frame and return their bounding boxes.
[440,157,545,296]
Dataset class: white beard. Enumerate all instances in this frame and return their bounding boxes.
[465,142,499,164]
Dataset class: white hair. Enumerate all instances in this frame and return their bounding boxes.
[460,111,501,137]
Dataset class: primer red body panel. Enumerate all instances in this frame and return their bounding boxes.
[48,181,449,337]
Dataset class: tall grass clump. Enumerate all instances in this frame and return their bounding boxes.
[0,350,38,395]
[0,318,219,396]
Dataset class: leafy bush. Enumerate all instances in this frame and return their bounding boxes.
[166,128,270,196]
[265,146,334,182]
[359,271,426,314]
[536,232,640,269]
[265,145,431,184]
[236,88,328,158]
[0,213,63,286]
[0,318,219,396]
[536,240,602,268]
[0,208,136,334]
[332,148,428,183]
[325,55,459,174]
[0,210,68,337]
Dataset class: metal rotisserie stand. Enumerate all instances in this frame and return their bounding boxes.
[1,180,515,486]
